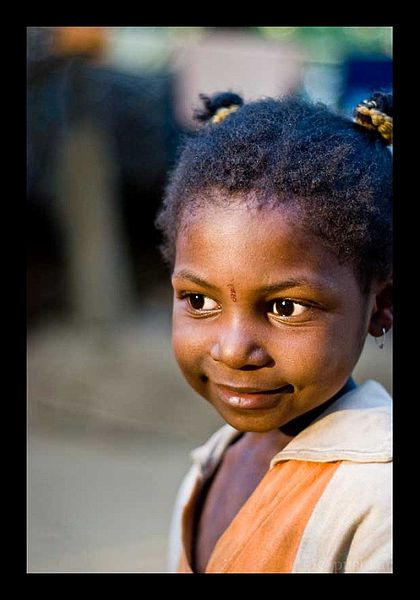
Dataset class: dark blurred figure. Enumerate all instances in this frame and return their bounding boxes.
[27,27,181,326]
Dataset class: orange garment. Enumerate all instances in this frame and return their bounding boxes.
[178,460,340,573]
[169,380,392,573]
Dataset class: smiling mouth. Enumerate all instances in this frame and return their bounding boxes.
[214,383,294,410]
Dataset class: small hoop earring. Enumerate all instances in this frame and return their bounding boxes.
[375,327,386,350]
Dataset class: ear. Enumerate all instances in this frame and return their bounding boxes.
[368,277,393,337]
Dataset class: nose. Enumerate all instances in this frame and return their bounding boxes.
[210,320,274,370]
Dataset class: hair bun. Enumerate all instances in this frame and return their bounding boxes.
[353,91,393,145]
[194,91,244,124]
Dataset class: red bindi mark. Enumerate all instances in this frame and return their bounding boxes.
[227,284,237,302]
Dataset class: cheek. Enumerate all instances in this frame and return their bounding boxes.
[273,325,360,384]
[172,314,208,375]
[172,321,210,399]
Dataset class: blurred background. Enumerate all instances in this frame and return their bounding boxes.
[27,26,393,573]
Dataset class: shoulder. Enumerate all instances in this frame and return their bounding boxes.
[292,460,392,573]
[332,461,392,572]
[166,424,240,572]
[172,423,239,511]
[300,460,391,536]
[331,460,392,513]
[190,423,242,477]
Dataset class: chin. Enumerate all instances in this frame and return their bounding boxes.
[233,422,281,433]
[214,405,286,433]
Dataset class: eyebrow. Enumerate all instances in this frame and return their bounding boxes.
[172,270,328,294]
[258,279,326,294]
[172,269,218,291]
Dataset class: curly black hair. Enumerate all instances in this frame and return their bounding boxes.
[155,91,392,292]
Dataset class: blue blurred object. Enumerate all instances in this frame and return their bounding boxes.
[339,55,392,116]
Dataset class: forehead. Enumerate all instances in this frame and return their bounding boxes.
[175,204,353,289]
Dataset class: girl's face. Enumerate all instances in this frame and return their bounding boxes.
[171,202,379,433]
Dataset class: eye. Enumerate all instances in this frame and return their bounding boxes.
[270,299,308,318]
[186,293,220,312]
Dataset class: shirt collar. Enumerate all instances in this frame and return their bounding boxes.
[191,380,392,477]
[270,380,392,467]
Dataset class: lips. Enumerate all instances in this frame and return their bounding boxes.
[214,383,294,410]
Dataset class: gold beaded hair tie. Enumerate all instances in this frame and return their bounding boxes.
[211,104,240,124]
[353,99,393,145]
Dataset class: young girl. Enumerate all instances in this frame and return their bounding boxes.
[156,90,393,574]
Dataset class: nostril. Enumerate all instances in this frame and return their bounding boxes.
[240,358,275,371]
[210,340,274,370]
